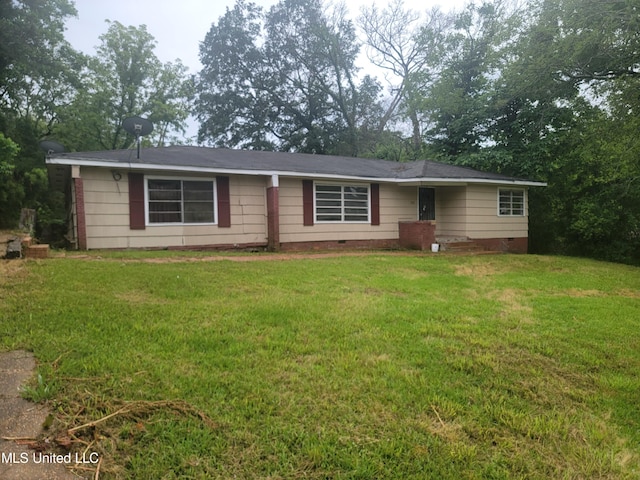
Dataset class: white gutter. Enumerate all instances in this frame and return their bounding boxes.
[46,157,547,187]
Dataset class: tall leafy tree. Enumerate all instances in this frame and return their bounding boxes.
[55,21,194,151]
[197,0,283,151]
[196,0,383,155]
[0,0,80,229]
[0,132,21,227]
[528,0,640,84]
[451,0,640,262]
[0,0,80,131]
[487,0,640,167]
[359,0,447,151]
[264,0,374,154]
[423,0,512,159]
[543,102,640,263]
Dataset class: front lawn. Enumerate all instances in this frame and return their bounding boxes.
[1,253,639,479]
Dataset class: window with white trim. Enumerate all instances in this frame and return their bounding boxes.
[315,184,369,222]
[147,178,216,224]
[498,189,525,216]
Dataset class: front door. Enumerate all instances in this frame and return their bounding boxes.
[419,187,435,221]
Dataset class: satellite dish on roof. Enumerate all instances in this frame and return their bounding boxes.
[39,140,65,156]
[122,116,154,159]
[123,116,154,137]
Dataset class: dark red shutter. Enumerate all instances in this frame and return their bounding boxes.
[302,180,314,226]
[128,172,145,230]
[217,176,231,228]
[371,183,380,226]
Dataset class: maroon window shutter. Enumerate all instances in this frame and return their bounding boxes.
[217,176,231,228]
[302,180,314,226]
[371,183,380,226]
[128,172,145,230]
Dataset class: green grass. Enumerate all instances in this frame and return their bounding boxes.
[1,253,639,479]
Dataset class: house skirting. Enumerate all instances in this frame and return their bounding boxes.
[126,239,399,252]
[164,236,526,253]
[472,237,528,254]
[109,242,270,252]
[68,237,527,254]
[279,238,399,252]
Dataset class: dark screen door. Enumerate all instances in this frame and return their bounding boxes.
[419,187,435,221]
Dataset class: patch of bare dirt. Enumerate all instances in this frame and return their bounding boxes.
[453,262,499,278]
[485,288,533,322]
[0,261,26,285]
[562,288,606,298]
[618,288,640,298]
[62,250,430,264]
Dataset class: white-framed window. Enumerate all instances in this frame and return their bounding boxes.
[498,189,525,216]
[315,183,369,223]
[146,177,217,224]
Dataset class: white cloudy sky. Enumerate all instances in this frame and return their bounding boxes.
[64,0,467,75]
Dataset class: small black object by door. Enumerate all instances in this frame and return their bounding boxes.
[419,187,435,221]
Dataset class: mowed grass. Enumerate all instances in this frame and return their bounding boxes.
[1,253,639,479]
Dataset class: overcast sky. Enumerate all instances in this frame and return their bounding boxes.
[64,0,466,75]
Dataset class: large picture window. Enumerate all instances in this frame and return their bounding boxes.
[147,178,216,224]
[315,184,369,222]
[498,189,525,216]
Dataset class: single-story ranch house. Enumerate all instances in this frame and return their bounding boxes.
[46,146,546,252]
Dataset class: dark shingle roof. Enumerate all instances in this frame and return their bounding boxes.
[49,145,544,185]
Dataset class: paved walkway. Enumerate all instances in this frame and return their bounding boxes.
[0,350,80,479]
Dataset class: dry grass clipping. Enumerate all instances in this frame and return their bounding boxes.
[66,399,218,435]
[37,394,219,479]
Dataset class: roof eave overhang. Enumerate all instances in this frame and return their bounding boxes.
[395,178,547,187]
[46,157,547,187]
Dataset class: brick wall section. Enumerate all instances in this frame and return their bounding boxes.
[398,221,437,251]
[74,177,87,250]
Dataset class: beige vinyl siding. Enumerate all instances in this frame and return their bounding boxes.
[435,187,467,237]
[435,185,528,239]
[279,178,414,243]
[80,167,268,249]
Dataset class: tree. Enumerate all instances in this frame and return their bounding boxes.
[54,21,194,151]
[544,103,640,263]
[423,1,513,159]
[0,0,80,230]
[197,0,282,151]
[264,0,376,155]
[451,0,640,263]
[0,0,81,131]
[359,0,447,151]
[0,132,21,227]
[526,0,640,84]
[196,0,384,155]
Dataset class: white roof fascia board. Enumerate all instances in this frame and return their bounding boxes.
[394,178,547,187]
[46,157,546,187]
[47,157,381,181]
